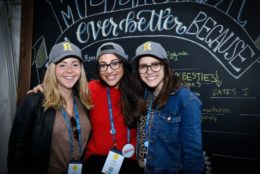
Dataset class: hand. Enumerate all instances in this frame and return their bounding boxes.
[26,84,45,94]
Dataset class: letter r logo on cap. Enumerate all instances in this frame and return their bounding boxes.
[143,42,151,51]
[63,42,73,51]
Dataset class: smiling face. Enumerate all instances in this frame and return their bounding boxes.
[98,53,124,88]
[138,56,165,96]
[55,57,81,92]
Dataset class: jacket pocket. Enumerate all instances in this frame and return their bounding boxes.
[155,111,181,144]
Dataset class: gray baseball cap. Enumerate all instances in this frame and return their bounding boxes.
[96,42,127,60]
[132,41,168,61]
[47,41,83,65]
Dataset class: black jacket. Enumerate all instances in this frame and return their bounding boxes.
[8,93,56,174]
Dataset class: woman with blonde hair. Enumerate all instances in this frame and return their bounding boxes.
[8,41,92,174]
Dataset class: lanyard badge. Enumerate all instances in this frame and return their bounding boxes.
[102,149,124,174]
[106,88,134,158]
[68,162,82,174]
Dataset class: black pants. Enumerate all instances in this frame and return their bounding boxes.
[82,155,143,174]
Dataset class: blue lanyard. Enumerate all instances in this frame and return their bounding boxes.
[144,93,154,146]
[106,87,131,148]
[61,96,83,160]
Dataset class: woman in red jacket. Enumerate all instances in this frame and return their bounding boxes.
[84,42,142,174]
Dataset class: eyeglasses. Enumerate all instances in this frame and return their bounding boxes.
[98,60,122,72]
[70,117,79,141]
[138,62,163,74]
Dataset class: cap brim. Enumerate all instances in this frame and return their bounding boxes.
[131,54,162,63]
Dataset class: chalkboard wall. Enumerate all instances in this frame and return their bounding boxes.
[31,1,260,173]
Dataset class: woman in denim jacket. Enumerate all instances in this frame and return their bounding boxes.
[132,41,204,174]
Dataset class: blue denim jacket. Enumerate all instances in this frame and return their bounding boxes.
[137,87,204,174]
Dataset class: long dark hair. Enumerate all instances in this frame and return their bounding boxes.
[95,51,139,128]
[134,58,185,115]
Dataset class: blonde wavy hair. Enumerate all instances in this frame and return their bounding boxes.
[42,63,92,111]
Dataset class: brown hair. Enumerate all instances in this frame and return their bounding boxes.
[134,58,185,114]
[95,54,139,128]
